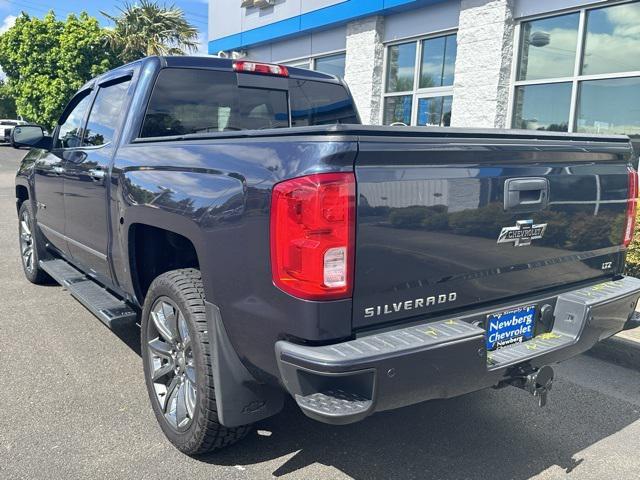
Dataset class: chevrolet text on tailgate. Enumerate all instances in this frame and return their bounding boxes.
[13,56,640,454]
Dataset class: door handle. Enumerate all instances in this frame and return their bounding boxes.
[504,178,549,212]
[53,166,65,175]
[89,168,106,182]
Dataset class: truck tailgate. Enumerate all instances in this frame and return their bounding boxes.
[353,133,634,329]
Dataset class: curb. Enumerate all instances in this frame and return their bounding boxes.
[588,335,640,372]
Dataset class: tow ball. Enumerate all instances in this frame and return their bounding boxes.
[508,365,555,407]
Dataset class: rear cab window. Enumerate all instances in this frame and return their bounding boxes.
[139,68,358,138]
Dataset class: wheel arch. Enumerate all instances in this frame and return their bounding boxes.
[127,220,202,303]
[15,180,30,213]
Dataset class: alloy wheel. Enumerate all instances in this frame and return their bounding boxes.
[147,297,198,431]
[19,209,34,273]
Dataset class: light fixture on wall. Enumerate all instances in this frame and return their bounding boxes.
[217,50,248,59]
[241,0,276,8]
[530,31,550,48]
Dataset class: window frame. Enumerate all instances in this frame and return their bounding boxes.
[507,0,640,134]
[281,50,347,77]
[381,29,458,126]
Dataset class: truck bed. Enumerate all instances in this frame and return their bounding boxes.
[128,124,634,334]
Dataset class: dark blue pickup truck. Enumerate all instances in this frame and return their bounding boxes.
[12,56,640,455]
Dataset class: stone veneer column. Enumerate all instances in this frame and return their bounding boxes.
[450,0,515,128]
[344,16,385,125]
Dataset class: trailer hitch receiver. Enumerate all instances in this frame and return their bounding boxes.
[509,365,554,407]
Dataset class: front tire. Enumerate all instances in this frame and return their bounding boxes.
[141,268,252,455]
[18,201,50,284]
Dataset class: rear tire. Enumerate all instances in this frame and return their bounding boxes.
[18,201,51,285]
[141,268,252,454]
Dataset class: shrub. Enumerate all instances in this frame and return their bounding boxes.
[625,210,640,277]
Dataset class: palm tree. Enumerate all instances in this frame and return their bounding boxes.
[102,0,199,63]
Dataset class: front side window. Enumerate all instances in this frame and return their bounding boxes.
[57,93,93,149]
[83,79,131,146]
[383,33,457,126]
[512,1,640,140]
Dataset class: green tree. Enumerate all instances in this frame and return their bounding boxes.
[102,0,199,63]
[0,81,17,118]
[0,12,118,127]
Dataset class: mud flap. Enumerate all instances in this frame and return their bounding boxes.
[207,302,284,427]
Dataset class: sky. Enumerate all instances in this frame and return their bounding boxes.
[0,0,210,53]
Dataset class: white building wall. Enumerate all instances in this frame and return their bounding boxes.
[384,0,460,42]
[245,25,347,62]
[344,16,386,125]
[513,0,601,18]
[450,0,516,128]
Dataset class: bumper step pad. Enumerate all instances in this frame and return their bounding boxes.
[295,390,372,419]
[40,259,137,329]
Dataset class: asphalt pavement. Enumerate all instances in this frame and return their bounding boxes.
[1,144,640,480]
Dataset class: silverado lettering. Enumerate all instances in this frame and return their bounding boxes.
[364,292,458,318]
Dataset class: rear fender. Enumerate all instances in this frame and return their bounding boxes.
[119,167,246,306]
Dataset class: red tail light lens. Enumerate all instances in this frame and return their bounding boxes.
[233,61,289,77]
[270,172,356,300]
[624,166,638,247]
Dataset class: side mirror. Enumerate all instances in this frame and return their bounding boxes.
[11,125,46,149]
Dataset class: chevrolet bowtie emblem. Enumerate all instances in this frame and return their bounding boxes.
[497,219,547,247]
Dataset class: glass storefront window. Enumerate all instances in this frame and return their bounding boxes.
[283,60,311,69]
[416,96,452,127]
[383,33,457,126]
[513,1,640,140]
[385,42,417,93]
[513,83,572,132]
[576,77,640,138]
[314,53,346,78]
[582,2,640,75]
[383,96,413,125]
[517,13,580,81]
[420,34,457,88]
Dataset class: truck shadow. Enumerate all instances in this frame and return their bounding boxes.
[199,373,639,480]
[112,323,143,356]
[109,323,639,479]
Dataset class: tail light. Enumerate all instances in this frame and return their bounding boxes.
[270,172,356,300]
[624,166,638,247]
[233,61,289,77]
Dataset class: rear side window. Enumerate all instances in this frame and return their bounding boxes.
[140,68,358,138]
[290,79,358,126]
